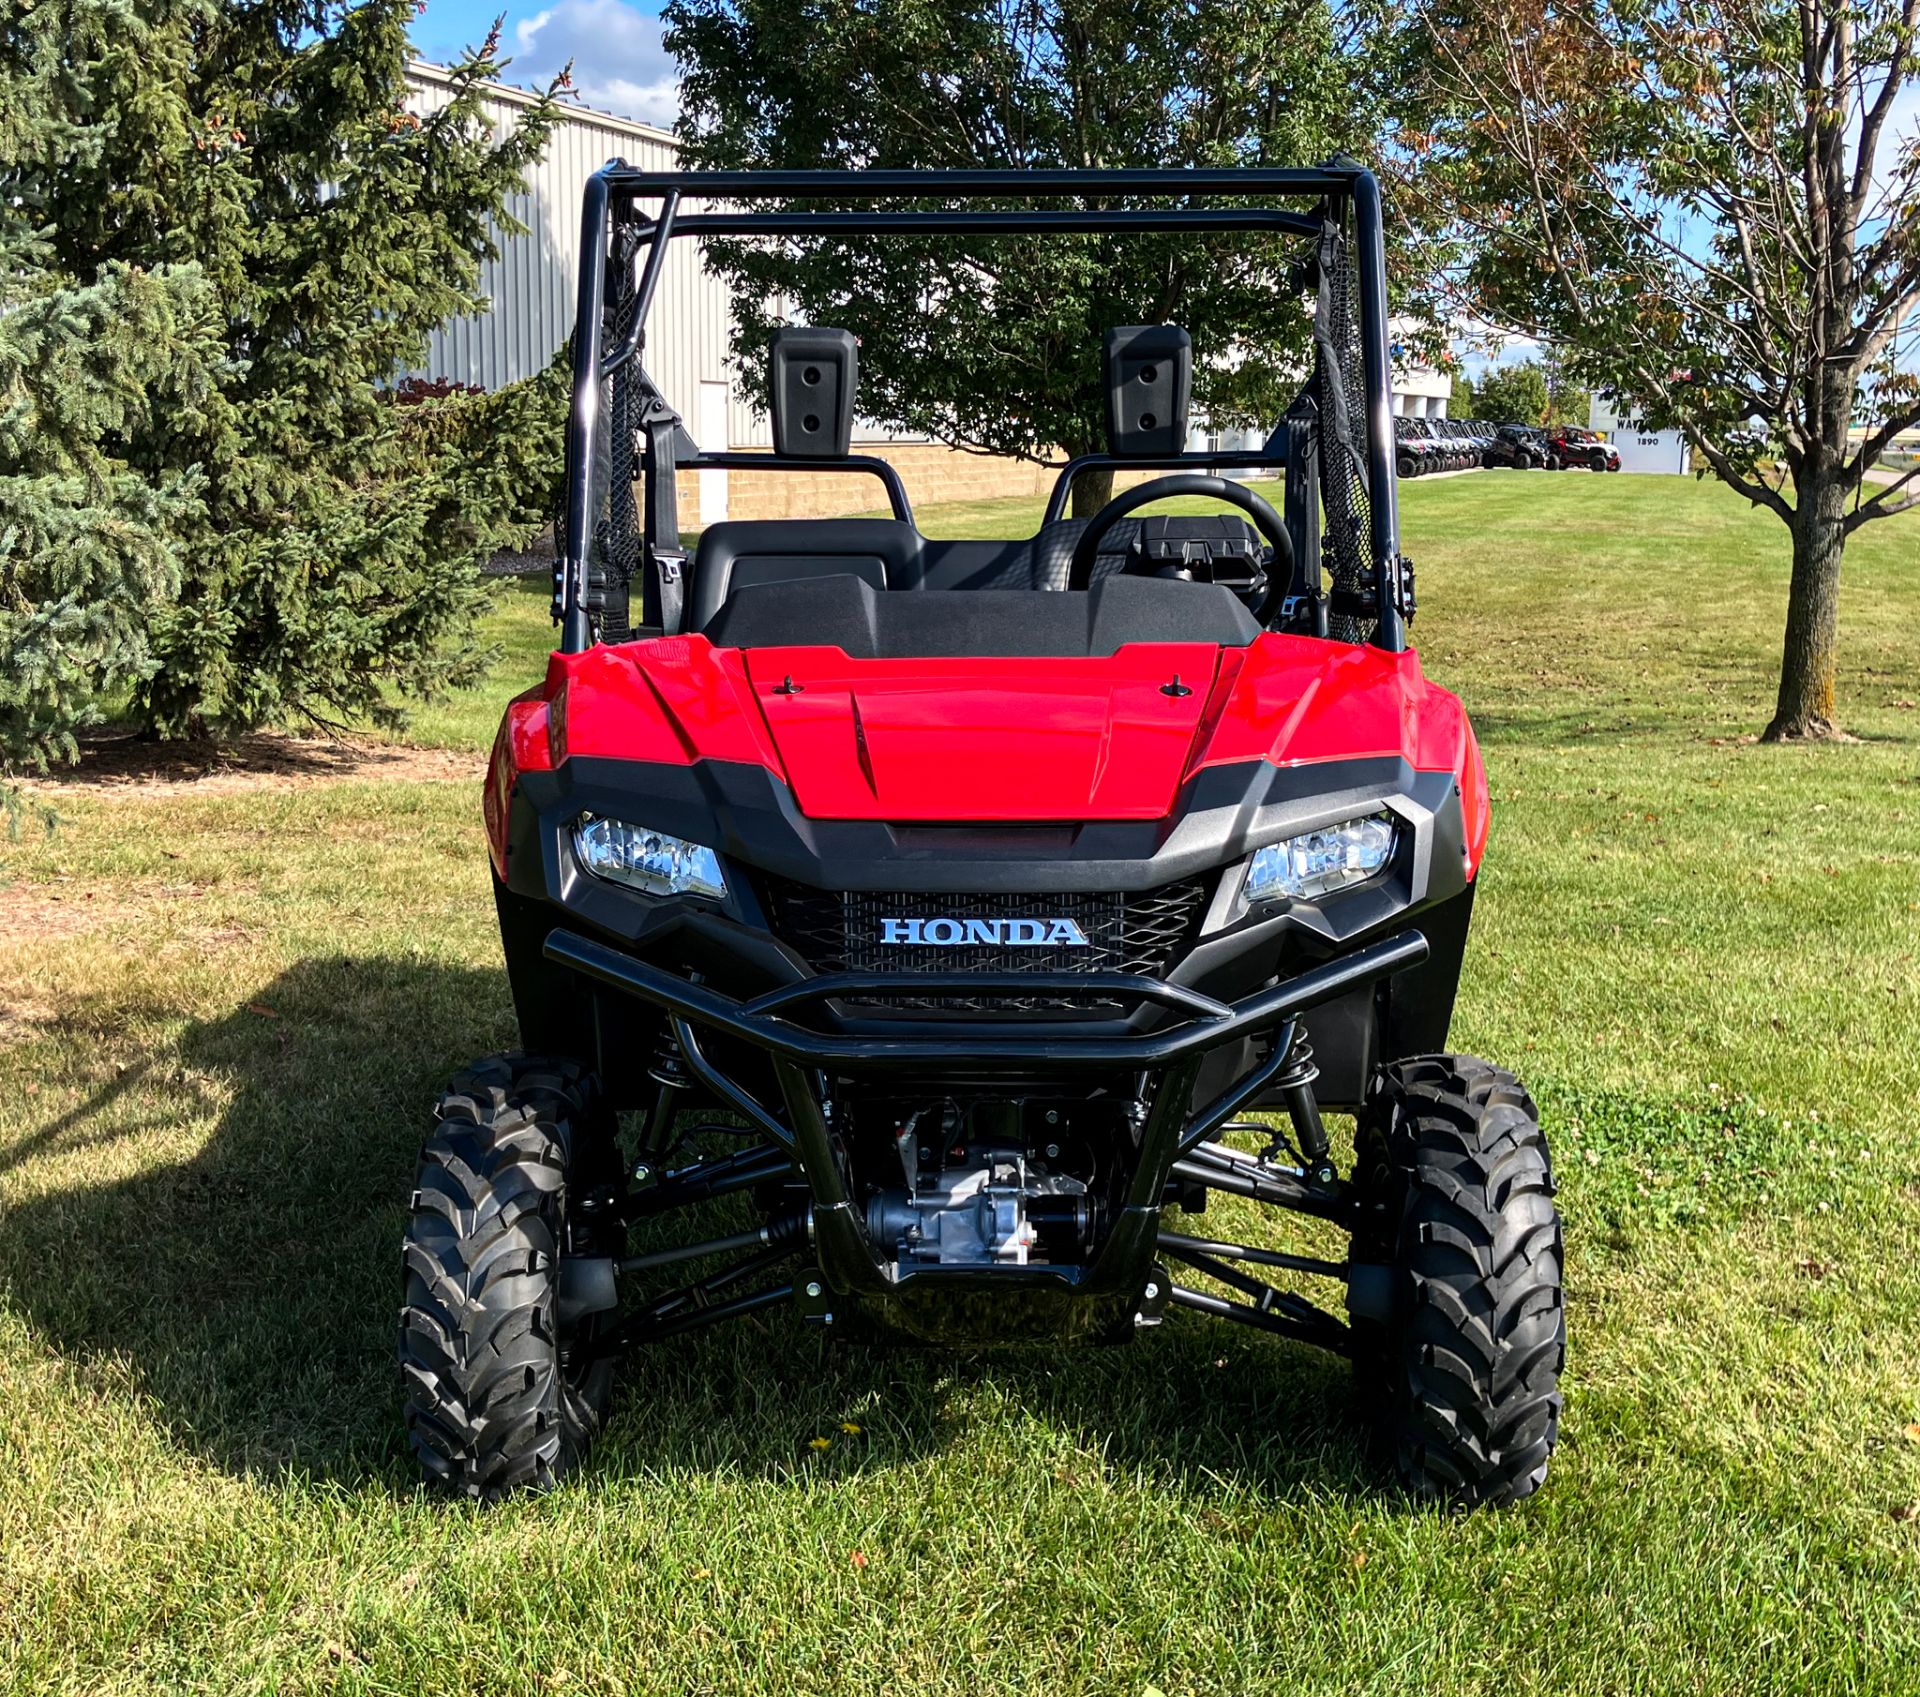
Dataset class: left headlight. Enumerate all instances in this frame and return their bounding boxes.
[1243,812,1397,904]
[572,815,727,900]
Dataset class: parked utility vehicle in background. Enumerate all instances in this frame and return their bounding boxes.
[1547,427,1620,472]
[1482,424,1542,470]
[1440,418,1480,470]
[400,165,1566,1511]
[1417,417,1469,471]
[1394,415,1437,477]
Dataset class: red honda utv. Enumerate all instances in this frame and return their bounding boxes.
[401,166,1565,1509]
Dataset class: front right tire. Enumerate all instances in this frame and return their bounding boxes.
[1350,1055,1565,1507]
[399,1054,621,1499]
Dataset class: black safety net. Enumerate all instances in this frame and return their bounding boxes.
[1310,218,1377,644]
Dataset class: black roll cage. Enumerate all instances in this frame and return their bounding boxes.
[556,164,1407,655]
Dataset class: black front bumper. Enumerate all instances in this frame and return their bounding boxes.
[543,925,1428,1340]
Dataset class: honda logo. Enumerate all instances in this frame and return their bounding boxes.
[879,917,1090,946]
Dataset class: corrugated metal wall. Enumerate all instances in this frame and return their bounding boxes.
[406,66,961,458]
[405,65,734,440]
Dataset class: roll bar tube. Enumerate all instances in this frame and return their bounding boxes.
[1348,167,1406,649]
[556,163,1406,654]
[558,167,612,655]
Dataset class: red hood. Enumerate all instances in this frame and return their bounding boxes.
[740,644,1221,820]
[522,632,1481,830]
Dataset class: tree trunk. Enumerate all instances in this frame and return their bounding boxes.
[1763,470,1848,742]
[1069,464,1115,518]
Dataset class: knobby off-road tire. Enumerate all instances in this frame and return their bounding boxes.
[400,1054,621,1499]
[1351,1055,1565,1507]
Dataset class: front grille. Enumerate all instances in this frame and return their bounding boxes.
[760,880,1211,1013]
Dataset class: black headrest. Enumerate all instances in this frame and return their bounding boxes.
[1104,325,1192,455]
[769,327,858,458]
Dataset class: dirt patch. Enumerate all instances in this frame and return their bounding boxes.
[0,888,131,1045]
[0,884,149,944]
[18,731,483,796]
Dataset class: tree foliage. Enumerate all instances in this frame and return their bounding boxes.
[1392,0,1920,737]
[0,265,221,772]
[0,1,218,772]
[664,0,1382,510]
[1474,360,1551,422]
[1,0,564,764]
[1540,345,1591,426]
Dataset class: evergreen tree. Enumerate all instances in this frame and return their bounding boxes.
[0,1,224,774]
[5,0,563,751]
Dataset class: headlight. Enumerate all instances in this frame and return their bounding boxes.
[1244,813,1396,904]
[572,816,726,900]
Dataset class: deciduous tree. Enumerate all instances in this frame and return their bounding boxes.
[1475,359,1551,422]
[665,0,1382,513]
[1396,0,1920,738]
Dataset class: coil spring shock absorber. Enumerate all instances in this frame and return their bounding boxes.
[639,1029,692,1160]
[1269,1032,1336,1187]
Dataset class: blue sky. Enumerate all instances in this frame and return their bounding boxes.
[412,0,678,127]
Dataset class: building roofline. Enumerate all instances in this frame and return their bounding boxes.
[406,58,681,148]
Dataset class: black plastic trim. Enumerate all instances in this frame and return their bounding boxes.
[506,753,1467,913]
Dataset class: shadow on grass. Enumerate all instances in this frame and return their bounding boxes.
[0,954,1376,1503]
[39,729,480,789]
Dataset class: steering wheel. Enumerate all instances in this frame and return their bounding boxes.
[1065,475,1295,618]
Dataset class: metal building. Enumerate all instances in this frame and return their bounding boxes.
[407,62,738,484]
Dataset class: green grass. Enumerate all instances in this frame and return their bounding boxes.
[4,471,1919,1694]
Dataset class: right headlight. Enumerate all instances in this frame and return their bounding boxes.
[1243,813,1397,904]
[572,815,727,901]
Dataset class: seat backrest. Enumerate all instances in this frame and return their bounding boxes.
[704,571,1260,657]
[910,538,1038,592]
[689,519,921,630]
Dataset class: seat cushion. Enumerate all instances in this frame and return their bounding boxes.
[702,572,1260,658]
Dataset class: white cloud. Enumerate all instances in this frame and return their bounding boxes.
[1450,319,1541,377]
[513,0,679,130]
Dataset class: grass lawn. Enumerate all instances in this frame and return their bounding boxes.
[3,471,1918,1695]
